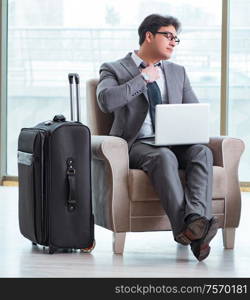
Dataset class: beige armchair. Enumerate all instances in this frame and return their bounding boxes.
[86,78,245,254]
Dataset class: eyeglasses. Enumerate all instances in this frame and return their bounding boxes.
[155,31,180,44]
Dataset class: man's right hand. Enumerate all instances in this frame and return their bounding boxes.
[141,63,160,83]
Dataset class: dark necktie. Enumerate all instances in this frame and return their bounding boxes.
[140,62,162,132]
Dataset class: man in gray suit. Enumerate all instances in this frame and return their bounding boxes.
[97,14,218,261]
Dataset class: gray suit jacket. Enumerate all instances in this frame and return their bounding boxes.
[96,52,198,150]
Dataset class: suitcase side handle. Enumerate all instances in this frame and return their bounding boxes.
[66,158,77,212]
[68,73,81,122]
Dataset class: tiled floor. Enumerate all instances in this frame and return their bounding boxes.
[0,186,250,278]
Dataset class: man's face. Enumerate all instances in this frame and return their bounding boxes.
[147,25,179,60]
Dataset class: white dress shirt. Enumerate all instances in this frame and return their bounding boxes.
[131,50,168,139]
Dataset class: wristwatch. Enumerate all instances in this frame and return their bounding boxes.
[141,72,150,83]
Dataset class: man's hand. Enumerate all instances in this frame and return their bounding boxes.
[141,63,160,83]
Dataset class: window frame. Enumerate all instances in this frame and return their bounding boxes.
[0,0,8,184]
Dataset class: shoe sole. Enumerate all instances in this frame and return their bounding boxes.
[202,217,218,245]
[191,217,218,261]
[197,244,211,261]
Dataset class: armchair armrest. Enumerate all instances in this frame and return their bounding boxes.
[92,135,128,160]
[91,135,130,232]
[207,136,244,167]
[207,137,245,228]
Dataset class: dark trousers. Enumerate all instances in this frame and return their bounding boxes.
[129,139,213,238]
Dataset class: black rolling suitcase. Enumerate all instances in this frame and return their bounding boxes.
[17,73,95,254]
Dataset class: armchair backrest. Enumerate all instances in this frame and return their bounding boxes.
[86,78,113,135]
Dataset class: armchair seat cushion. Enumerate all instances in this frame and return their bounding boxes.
[129,166,226,202]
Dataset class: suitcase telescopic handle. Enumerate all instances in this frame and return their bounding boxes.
[68,73,81,122]
[68,73,80,84]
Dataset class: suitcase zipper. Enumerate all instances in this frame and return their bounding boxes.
[30,128,50,245]
[42,130,50,245]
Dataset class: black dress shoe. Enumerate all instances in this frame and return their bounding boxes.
[190,217,218,261]
[175,216,209,245]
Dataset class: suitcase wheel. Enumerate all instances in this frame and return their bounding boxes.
[81,240,96,253]
[32,242,37,246]
[49,246,56,254]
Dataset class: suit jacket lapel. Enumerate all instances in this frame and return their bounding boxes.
[120,53,140,77]
[162,61,173,103]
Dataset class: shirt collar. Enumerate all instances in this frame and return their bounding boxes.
[131,50,162,68]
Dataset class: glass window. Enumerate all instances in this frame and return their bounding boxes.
[8,0,221,175]
[228,0,250,181]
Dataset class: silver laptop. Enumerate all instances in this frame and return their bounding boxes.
[142,103,210,146]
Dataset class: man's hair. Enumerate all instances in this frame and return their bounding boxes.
[138,14,181,45]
